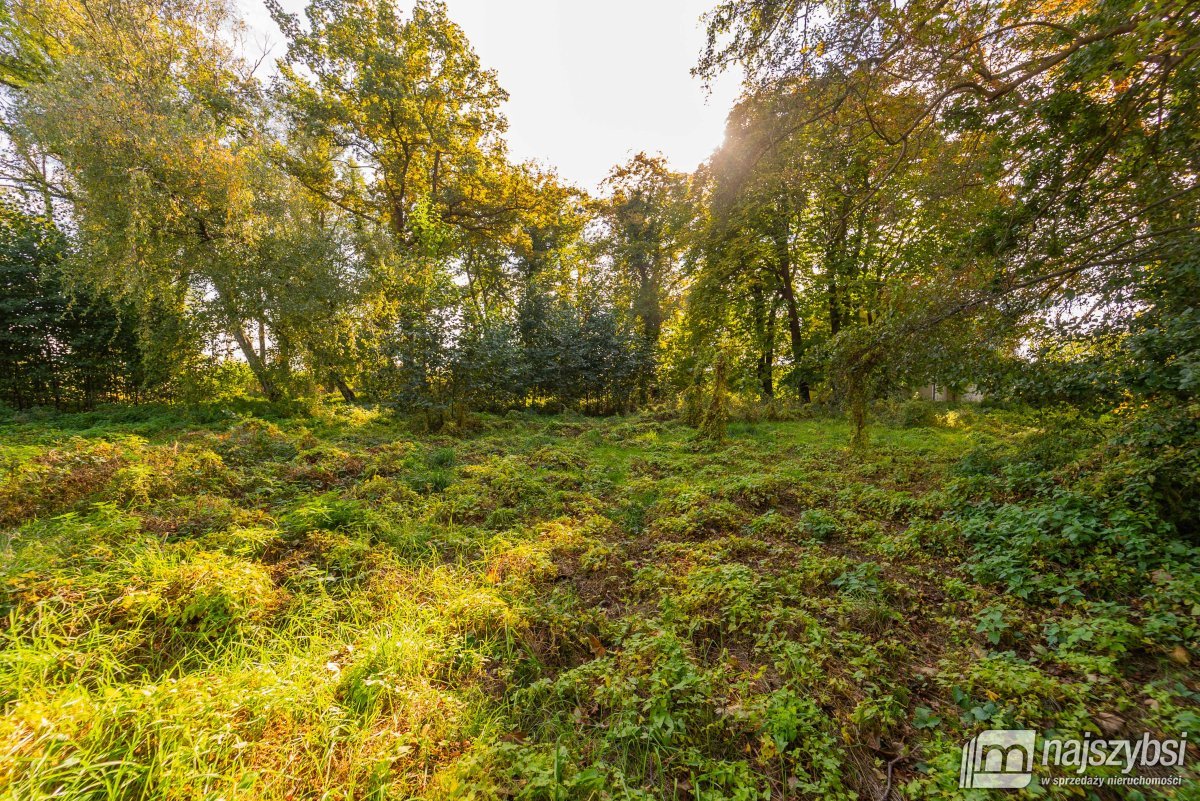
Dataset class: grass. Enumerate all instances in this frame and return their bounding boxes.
[0,402,1196,799]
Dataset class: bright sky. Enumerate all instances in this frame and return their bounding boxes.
[235,0,742,191]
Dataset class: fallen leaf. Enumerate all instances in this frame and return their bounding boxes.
[1151,569,1174,585]
[1096,712,1123,736]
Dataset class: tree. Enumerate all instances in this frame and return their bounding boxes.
[682,70,1004,420]
[597,153,690,401]
[698,0,1200,416]
[0,200,152,409]
[269,0,519,246]
[9,0,368,402]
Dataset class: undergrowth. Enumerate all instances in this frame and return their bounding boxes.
[0,402,1195,799]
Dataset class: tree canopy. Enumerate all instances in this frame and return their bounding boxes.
[0,0,1193,435]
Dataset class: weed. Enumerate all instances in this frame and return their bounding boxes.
[0,403,1194,800]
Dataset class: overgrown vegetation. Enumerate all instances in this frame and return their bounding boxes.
[0,0,1197,795]
[3,0,1194,427]
[1,402,1195,799]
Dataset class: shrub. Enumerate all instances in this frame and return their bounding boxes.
[798,508,839,541]
[898,399,938,428]
[219,418,298,466]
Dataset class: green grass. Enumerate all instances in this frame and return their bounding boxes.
[0,403,1195,799]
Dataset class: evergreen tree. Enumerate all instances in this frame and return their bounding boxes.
[0,201,148,409]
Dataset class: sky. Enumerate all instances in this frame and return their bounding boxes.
[234,0,743,192]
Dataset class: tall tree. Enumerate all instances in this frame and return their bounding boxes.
[269,0,519,246]
[698,0,1200,413]
[685,73,1002,414]
[598,153,690,400]
[8,0,367,401]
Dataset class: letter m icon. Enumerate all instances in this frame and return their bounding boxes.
[960,730,1036,789]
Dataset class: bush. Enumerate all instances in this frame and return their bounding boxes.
[218,418,298,466]
[798,508,840,541]
[899,398,938,428]
[952,403,1200,661]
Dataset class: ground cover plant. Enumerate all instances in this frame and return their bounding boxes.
[1,401,1196,799]
[0,0,1197,795]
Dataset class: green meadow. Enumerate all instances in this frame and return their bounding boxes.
[2,403,1196,799]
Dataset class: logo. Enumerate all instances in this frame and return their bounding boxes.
[957,729,1190,789]
[960,730,1037,789]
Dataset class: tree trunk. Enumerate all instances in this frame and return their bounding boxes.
[826,206,849,338]
[230,325,281,402]
[331,372,357,403]
[258,320,267,368]
[775,253,812,404]
[828,275,841,337]
[752,283,774,400]
[212,280,281,403]
[765,301,777,399]
[635,270,662,404]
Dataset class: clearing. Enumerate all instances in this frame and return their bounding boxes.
[0,404,1195,799]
